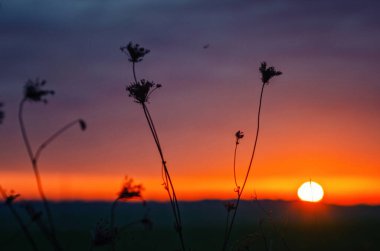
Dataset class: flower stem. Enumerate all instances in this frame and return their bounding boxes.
[18,99,56,239]
[35,119,84,161]
[141,103,185,251]
[131,56,185,251]
[222,83,266,251]
[18,99,83,251]
[132,62,138,83]
[0,187,39,251]
[233,142,239,190]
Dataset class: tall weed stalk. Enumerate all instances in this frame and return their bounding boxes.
[121,42,186,251]
[18,78,86,251]
[222,62,282,251]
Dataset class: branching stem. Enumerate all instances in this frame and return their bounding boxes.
[222,83,266,251]
[18,99,84,251]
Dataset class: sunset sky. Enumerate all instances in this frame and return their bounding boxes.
[1,0,379,205]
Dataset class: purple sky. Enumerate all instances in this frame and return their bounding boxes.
[1,0,380,202]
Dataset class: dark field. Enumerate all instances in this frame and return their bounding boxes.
[1,200,380,251]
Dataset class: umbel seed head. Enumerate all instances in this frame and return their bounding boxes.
[120,42,150,63]
[126,79,162,104]
[259,62,282,84]
[24,78,55,103]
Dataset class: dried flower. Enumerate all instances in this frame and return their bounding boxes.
[91,219,117,247]
[235,130,244,144]
[259,62,282,84]
[24,78,55,103]
[0,102,4,124]
[79,119,87,131]
[120,42,150,63]
[0,188,20,205]
[126,79,161,104]
[224,201,236,213]
[117,176,144,201]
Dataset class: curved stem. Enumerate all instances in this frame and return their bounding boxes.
[18,98,63,251]
[18,99,34,162]
[233,142,239,190]
[35,119,82,161]
[222,83,266,251]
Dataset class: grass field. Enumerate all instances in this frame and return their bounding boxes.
[1,200,380,251]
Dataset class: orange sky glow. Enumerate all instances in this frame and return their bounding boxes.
[1,0,380,206]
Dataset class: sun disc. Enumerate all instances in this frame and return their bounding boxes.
[297,181,324,202]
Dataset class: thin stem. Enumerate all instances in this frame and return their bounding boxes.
[32,162,63,251]
[35,119,83,161]
[141,103,185,251]
[143,105,182,224]
[0,187,39,251]
[132,62,138,83]
[18,99,34,162]
[18,99,63,251]
[233,142,239,190]
[222,83,266,251]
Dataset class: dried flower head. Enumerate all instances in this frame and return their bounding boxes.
[120,42,150,63]
[0,187,20,205]
[126,79,162,104]
[79,119,87,131]
[117,176,144,201]
[224,201,236,213]
[0,102,4,124]
[91,219,117,247]
[235,130,244,144]
[259,62,282,84]
[24,78,55,103]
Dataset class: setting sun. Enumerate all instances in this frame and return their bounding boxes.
[297,181,324,202]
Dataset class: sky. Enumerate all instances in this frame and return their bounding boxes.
[1,0,380,205]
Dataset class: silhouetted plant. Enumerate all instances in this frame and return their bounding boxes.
[88,176,148,251]
[0,187,39,251]
[18,78,87,251]
[109,176,145,250]
[0,101,4,124]
[233,130,244,193]
[122,41,186,251]
[222,62,282,251]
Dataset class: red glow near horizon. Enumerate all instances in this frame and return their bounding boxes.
[1,171,380,205]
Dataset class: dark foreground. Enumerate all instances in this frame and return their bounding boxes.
[1,200,380,251]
